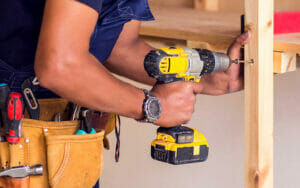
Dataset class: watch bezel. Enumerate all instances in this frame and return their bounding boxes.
[140,89,161,123]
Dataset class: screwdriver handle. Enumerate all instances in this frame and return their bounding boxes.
[7,92,24,144]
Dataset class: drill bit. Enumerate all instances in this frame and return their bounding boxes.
[231,59,254,64]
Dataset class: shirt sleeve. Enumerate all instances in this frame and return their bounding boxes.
[76,0,102,13]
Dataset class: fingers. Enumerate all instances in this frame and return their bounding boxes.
[152,81,201,127]
[191,82,204,94]
[227,31,251,60]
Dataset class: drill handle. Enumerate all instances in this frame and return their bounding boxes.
[156,76,185,85]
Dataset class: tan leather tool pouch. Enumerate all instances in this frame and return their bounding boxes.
[0,177,30,188]
[0,99,105,188]
[45,130,104,188]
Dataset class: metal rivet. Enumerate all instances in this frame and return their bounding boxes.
[44,128,48,133]
[25,138,29,143]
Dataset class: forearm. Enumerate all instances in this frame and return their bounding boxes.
[106,38,156,85]
[34,0,146,119]
[35,52,144,119]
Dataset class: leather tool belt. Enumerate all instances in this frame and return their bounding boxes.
[0,98,115,188]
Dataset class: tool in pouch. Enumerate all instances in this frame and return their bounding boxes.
[21,77,40,120]
[0,81,106,187]
[6,92,24,144]
[0,83,10,131]
[0,164,43,188]
[0,82,43,188]
[76,109,97,135]
[0,83,24,144]
[144,47,237,164]
[73,107,122,162]
[0,165,43,178]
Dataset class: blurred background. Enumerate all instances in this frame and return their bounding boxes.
[101,1,300,187]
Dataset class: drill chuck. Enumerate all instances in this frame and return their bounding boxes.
[184,48,231,76]
[211,52,231,74]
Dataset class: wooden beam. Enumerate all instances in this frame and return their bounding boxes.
[274,33,300,54]
[149,0,193,8]
[244,0,274,188]
[273,52,297,74]
[186,40,228,52]
[141,36,186,48]
[140,7,300,53]
[194,0,219,11]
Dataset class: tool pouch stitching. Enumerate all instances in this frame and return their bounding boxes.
[26,140,30,166]
[51,142,70,187]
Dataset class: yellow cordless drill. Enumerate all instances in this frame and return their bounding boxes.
[144,47,233,165]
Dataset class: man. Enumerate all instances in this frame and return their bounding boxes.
[0,0,249,186]
[35,0,251,125]
[0,0,249,126]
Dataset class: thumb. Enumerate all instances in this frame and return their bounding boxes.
[228,31,251,59]
[192,82,204,94]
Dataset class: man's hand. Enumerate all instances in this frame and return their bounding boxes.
[151,82,203,127]
[200,32,251,95]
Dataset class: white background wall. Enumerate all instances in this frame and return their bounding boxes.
[101,66,300,188]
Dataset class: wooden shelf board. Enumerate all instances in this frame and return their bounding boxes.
[141,7,300,53]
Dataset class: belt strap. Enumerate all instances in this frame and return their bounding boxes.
[0,61,33,91]
[0,59,57,98]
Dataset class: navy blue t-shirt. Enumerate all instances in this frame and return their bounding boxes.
[0,0,154,94]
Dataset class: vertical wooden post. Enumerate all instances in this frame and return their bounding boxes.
[244,0,274,187]
[194,0,219,11]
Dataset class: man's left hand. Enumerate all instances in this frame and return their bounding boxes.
[199,31,251,95]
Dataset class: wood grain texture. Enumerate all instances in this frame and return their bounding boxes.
[140,7,300,53]
[140,7,240,49]
[194,0,219,11]
[244,0,274,187]
[187,40,228,52]
[148,0,300,13]
[273,52,297,73]
[274,33,300,53]
[141,36,187,48]
[148,0,193,8]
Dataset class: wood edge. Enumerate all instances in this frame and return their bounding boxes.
[273,52,297,74]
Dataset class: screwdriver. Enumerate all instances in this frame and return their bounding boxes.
[6,92,24,144]
[0,83,10,130]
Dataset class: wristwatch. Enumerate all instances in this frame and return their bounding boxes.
[139,89,162,123]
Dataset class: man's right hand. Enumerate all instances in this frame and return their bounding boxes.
[151,81,203,127]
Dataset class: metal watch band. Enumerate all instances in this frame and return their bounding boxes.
[138,89,161,123]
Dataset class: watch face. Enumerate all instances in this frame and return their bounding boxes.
[147,99,161,118]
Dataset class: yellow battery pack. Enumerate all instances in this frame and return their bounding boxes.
[151,126,209,165]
